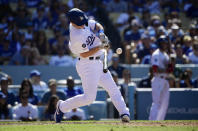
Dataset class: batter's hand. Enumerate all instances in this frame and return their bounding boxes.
[101,42,110,49]
[99,33,109,44]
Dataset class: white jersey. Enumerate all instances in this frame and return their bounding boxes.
[188,52,198,64]
[149,48,170,120]
[32,81,48,92]
[12,103,38,120]
[151,49,169,69]
[69,19,103,57]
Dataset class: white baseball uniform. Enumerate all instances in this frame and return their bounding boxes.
[59,19,129,116]
[149,48,170,120]
[12,103,38,120]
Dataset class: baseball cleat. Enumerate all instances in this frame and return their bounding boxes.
[121,114,130,123]
[54,100,64,123]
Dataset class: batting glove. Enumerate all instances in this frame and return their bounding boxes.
[101,42,110,49]
[101,34,109,44]
[98,31,108,43]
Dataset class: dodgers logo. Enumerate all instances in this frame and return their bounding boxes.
[86,34,95,46]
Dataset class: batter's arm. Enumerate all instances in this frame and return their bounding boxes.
[95,23,104,32]
[80,45,102,58]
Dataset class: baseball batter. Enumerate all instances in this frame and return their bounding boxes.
[149,35,171,120]
[54,8,130,123]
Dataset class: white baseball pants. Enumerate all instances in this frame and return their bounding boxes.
[59,59,129,116]
[149,76,170,120]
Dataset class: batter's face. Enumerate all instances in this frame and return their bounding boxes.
[71,23,85,29]
[160,42,168,51]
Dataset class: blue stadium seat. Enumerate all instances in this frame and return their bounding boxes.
[79,106,89,120]
[35,91,46,101]
[96,89,107,101]
[8,107,13,119]
[57,86,66,92]
[8,86,20,96]
[128,86,135,120]
[37,105,46,120]
[88,101,107,120]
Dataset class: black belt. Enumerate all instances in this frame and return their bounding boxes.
[160,76,168,80]
[160,76,164,79]
[78,56,100,60]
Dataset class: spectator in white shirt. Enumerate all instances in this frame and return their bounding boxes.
[29,70,48,92]
[12,92,38,121]
[49,45,74,66]
[64,108,86,120]
[189,40,198,64]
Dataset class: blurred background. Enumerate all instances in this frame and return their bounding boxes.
[0,0,198,121]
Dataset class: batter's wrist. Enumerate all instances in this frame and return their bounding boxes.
[98,29,104,33]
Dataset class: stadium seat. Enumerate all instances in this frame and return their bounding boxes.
[128,86,135,120]
[96,89,107,101]
[37,105,46,120]
[8,85,20,97]
[88,101,107,120]
[35,91,46,101]
[80,106,89,120]
[8,106,13,119]
[57,86,66,92]
[8,87,19,95]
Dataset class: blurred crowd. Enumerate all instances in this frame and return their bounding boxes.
[0,0,198,65]
[0,70,86,121]
[103,0,198,64]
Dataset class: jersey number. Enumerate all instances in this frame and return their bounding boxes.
[86,34,95,46]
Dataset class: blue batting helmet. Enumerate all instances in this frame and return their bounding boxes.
[67,8,88,26]
[157,35,168,49]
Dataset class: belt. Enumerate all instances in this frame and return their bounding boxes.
[160,76,168,80]
[78,56,100,60]
[160,76,165,79]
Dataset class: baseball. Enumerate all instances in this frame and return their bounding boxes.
[116,48,122,55]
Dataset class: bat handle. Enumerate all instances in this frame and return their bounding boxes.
[103,69,108,73]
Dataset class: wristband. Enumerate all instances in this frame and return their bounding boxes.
[98,29,104,34]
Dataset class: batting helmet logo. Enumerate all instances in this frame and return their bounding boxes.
[80,16,84,20]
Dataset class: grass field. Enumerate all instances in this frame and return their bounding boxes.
[0,120,198,131]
